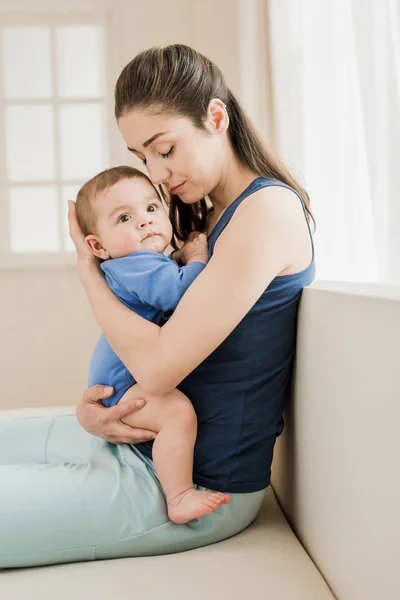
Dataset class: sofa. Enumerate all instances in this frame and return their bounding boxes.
[1,281,399,599]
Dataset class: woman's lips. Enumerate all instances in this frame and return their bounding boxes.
[170,182,186,194]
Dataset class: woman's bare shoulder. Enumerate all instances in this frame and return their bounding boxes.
[217,183,313,276]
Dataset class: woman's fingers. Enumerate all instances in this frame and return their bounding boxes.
[77,385,156,444]
[112,400,157,442]
[105,402,156,444]
[113,397,145,420]
[67,200,82,245]
[67,200,94,261]
[82,384,113,404]
[110,423,157,444]
[106,424,157,445]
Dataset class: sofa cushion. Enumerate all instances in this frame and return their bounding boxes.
[0,407,334,599]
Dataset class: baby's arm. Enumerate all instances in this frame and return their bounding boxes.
[104,236,209,314]
[144,259,207,313]
[153,234,209,311]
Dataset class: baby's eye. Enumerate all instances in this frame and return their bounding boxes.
[118,214,131,223]
[147,204,157,212]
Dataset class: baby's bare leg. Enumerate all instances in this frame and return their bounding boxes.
[118,385,230,524]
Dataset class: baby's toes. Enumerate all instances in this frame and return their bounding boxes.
[214,492,230,504]
[213,492,226,501]
[203,499,217,511]
[206,495,223,508]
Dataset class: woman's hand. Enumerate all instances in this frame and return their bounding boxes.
[76,385,157,444]
[67,200,98,269]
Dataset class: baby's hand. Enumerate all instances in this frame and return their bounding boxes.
[182,233,208,265]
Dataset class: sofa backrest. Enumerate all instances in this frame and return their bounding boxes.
[272,282,400,600]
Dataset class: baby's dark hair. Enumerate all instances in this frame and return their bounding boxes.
[75,166,154,236]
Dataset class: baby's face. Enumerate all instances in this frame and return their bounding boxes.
[93,178,173,259]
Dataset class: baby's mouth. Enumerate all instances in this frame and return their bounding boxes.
[143,232,158,241]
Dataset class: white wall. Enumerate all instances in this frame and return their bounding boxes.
[0,267,98,408]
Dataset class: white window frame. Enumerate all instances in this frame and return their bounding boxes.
[0,8,112,269]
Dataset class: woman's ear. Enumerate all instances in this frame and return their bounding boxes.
[205,98,229,134]
[85,235,111,260]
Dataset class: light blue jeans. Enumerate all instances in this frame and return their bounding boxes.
[0,413,266,569]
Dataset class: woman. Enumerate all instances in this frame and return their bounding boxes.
[0,44,314,569]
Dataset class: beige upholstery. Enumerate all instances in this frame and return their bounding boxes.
[273,282,400,600]
[1,280,399,598]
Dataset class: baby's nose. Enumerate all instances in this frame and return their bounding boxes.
[139,216,154,228]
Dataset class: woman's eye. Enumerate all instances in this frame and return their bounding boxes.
[118,214,131,223]
[160,147,174,159]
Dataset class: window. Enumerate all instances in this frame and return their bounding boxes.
[0,12,110,267]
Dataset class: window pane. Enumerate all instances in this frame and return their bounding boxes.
[5,105,56,181]
[59,103,107,179]
[9,186,59,252]
[62,184,84,252]
[1,27,52,99]
[56,26,104,98]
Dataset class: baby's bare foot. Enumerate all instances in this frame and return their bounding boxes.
[167,489,231,524]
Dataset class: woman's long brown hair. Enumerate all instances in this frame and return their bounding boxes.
[115,44,315,250]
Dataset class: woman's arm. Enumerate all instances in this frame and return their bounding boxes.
[69,186,302,396]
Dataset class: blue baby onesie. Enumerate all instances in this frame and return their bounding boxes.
[88,252,206,407]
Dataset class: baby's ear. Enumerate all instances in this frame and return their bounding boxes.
[85,235,110,260]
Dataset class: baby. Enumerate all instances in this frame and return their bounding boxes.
[75,165,230,524]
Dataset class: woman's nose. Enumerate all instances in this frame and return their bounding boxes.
[146,160,170,186]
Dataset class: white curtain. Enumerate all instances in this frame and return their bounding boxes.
[267,0,400,283]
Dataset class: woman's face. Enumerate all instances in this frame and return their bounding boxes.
[118,108,225,204]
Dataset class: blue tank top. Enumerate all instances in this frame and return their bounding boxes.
[135,177,315,493]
